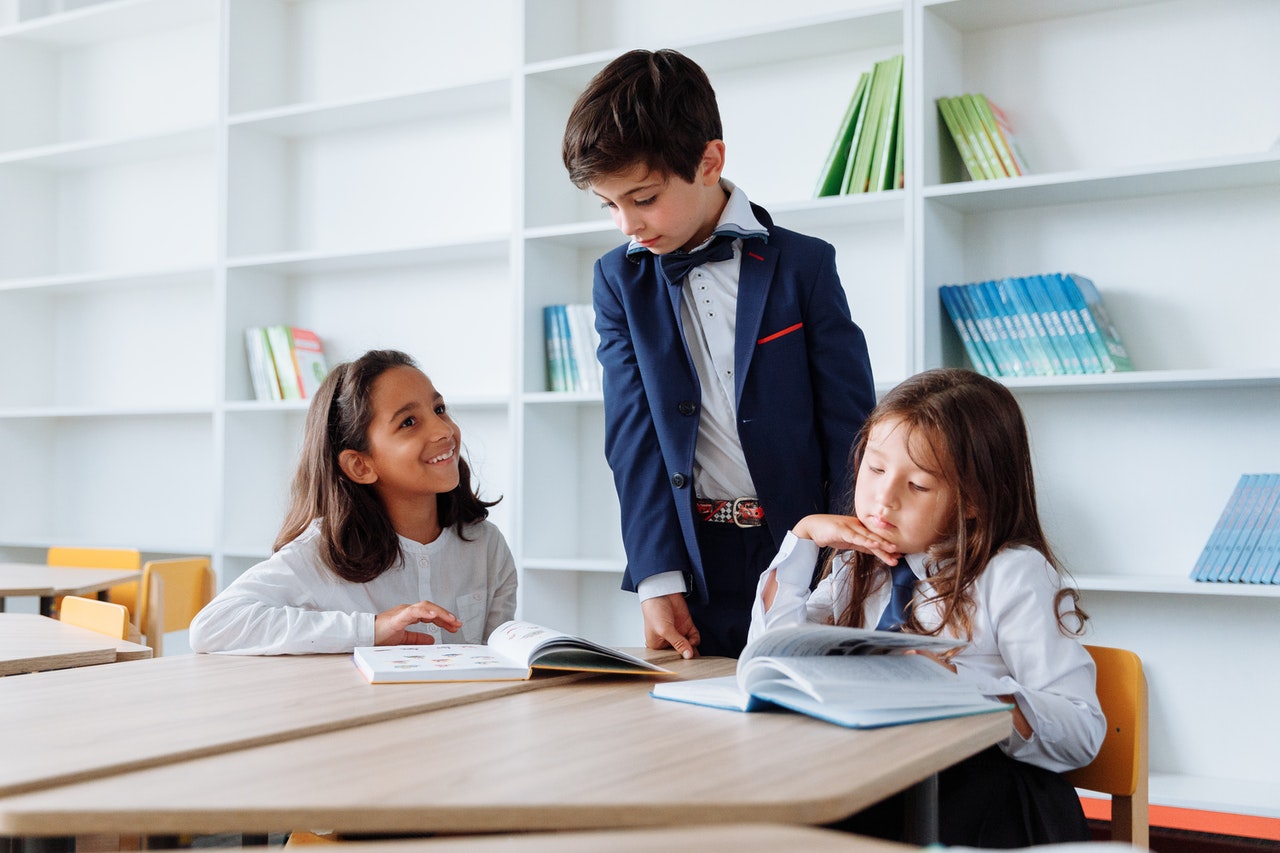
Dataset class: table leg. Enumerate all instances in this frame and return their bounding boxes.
[903,772,940,846]
[38,597,53,618]
[13,837,73,853]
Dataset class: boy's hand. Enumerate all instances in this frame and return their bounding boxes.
[641,593,700,659]
[374,600,462,646]
[792,514,899,564]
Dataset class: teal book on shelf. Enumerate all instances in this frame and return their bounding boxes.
[1191,474,1280,583]
[1059,273,1134,372]
[1020,276,1082,374]
[939,285,997,377]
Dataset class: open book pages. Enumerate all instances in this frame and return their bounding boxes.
[354,620,672,684]
[651,623,1009,728]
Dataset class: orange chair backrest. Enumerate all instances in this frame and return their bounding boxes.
[60,595,131,640]
[1066,644,1146,797]
[137,558,215,636]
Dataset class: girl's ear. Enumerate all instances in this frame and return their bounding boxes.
[338,449,378,485]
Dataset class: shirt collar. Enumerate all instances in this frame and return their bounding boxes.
[626,178,768,258]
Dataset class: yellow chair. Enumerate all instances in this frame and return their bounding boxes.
[136,557,215,656]
[59,595,131,640]
[1067,644,1149,848]
[46,546,143,616]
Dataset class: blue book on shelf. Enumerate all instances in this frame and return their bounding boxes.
[1042,273,1103,374]
[960,282,1009,376]
[1014,275,1074,374]
[1061,273,1134,373]
[1223,474,1275,581]
[1191,474,1251,581]
[1235,474,1280,582]
[1211,474,1264,582]
[939,285,998,377]
[1254,477,1280,584]
[554,304,580,392]
[543,305,570,392]
[977,279,1030,377]
[996,276,1056,376]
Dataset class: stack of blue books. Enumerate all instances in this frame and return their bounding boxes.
[1190,474,1280,584]
[938,272,1132,378]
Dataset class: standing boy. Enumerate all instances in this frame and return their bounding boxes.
[562,49,877,658]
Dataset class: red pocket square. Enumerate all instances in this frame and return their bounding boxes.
[757,322,803,345]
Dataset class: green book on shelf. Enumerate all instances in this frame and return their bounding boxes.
[955,94,1005,179]
[814,72,871,197]
[867,55,904,193]
[836,71,876,195]
[844,59,892,194]
[891,70,906,190]
[969,93,1022,178]
[936,96,985,181]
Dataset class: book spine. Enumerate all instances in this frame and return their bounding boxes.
[958,93,1008,178]
[961,282,1012,376]
[244,327,271,401]
[970,93,1021,178]
[867,54,904,193]
[265,324,303,400]
[948,96,997,180]
[939,285,996,377]
[1023,276,1083,374]
[936,96,984,181]
[566,304,600,393]
[1066,273,1134,372]
[544,305,569,392]
[985,96,1030,175]
[1046,273,1104,373]
[1230,474,1280,582]
[814,72,869,197]
[838,71,875,194]
[978,279,1030,376]
[555,304,580,392]
[846,59,890,194]
[1192,475,1250,581]
[1255,476,1280,584]
[1216,474,1263,582]
[995,276,1055,376]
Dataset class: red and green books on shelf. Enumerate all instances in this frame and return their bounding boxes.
[244,325,330,401]
[938,273,1133,378]
[1190,474,1280,584]
[936,92,1029,181]
[543,303,602,393]
[814,54,904,197]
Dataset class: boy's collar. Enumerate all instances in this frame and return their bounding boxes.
[626,178,768,261]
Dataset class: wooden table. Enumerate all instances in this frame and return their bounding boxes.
[0,656,1011,842]
[0,563,143,617]
[0,614,151,677]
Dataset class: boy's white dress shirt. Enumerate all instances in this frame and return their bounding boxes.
[750,532,1106,773]
[189,519,516,654]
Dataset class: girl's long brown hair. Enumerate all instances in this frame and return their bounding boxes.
[274,349,498,583]
[828,368,1085,639]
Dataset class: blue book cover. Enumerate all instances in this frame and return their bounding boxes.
[1063,273,1134,373]
[1254,477,1280,584]
[554,304,580,392]
[543,305,570,392]
[977,279,1030,377]
[939,285,998,377]
[996,276,1057,375]
[1211,474,1263,582]
[960,282,1012,376]
[1191,474,1251,581]
[1015,275,1076,374]
[1043,273,1103,373]
[1236,474,1280,582]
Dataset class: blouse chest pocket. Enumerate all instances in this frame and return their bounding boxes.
[449,590,489,644]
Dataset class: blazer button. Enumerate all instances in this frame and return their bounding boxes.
[671,473,687,488]
[678,400,696,416]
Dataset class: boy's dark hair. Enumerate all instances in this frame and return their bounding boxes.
[562,48,723,189]
[276,349,498,583]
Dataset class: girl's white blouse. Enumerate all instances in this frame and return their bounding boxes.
[749,532,1106,773]
[190,518,517,655]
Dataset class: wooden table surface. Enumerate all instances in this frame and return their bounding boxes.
[0,563,143,616]
[0,614,152,677]
[0,656,1011,836]
[257,824,916,852]
[0,650,675,799]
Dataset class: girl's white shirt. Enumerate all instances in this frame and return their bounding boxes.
[189,518,517,655]
[749,531,1106,773]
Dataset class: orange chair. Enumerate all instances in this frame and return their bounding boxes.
[59,595,131,640]
[1067,644,1149,847]
[136,557,215,656]
[46,546,142,617]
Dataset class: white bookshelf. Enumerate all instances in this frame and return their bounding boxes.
[0,0,1277,818]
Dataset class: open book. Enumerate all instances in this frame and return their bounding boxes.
[651,624,1010,729]
[354,620,673,684]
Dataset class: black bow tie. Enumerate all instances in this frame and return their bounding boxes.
[658,235,735,287]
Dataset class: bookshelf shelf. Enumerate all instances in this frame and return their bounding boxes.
[1,0,1276,819]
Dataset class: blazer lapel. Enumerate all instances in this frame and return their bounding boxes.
[734,237,777,403]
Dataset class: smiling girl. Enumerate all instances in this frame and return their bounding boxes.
[190,349,516,655]
[749,368,1104,848]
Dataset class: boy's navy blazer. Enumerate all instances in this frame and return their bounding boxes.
[592,203,876,604]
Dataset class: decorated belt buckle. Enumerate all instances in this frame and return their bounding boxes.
[732,497,761,528]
